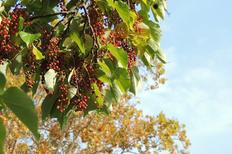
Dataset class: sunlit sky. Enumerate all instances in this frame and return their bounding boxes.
[138,0,232,153]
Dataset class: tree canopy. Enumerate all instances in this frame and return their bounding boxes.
[2,95,190,153]
[0,0,175,153]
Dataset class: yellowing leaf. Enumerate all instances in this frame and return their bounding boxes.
[32,45,45,60]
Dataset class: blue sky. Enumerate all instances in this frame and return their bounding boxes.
[138,0,232,153]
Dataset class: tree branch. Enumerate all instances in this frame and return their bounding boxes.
[27,12,68,21]
[81,6,99,49]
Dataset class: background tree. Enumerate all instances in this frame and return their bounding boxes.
[2,96,190,154]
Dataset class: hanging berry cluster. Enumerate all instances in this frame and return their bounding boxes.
[0,6,28,61]
[56,83,69,112]
[45,37,61,72]
[88,2,105,37]
[70,93,89,111]
[68,63,103,111]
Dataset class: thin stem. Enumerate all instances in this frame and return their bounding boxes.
[81,5,99,63]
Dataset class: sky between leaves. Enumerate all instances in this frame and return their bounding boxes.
[138,0,232,153]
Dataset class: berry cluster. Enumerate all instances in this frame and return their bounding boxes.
[88,2,105,36]
[70,93,89,111]
[122,41,137,70]
[9,7,28,35]
[46,37,61,72]
[86,64,103,91]
[41,29,53,51]
[107,10,122,27]
[56,84,69,112]
[127,49,137,70]
[0,6,28,61]
[69,63,103,110]
[0,17,14,54]
[108,31,123,47]
[70,69,91,91]
[70,64,102,91]
[69,73,90,111]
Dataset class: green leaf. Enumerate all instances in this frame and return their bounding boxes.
[3,0,17,11]
[19,31,41,47]
[151,1,166,21]
[132,34,149,50]
[148,38,159,53]
[32,70,41,95]
[84,95,98,115]
[0,118,6,154]
[91,83,104,107]
[156,48,167,63]
[50,103,73,129]
[129,67,141,95]
[0,72,6,94]
[97,72,112,85]
[147,21,161,42]
[18,17,24,31]
[2,87,40,140]
[107,44,128,69]
[98,60,111,77]
[141,53,152,68]
[9,54,23,75]
[107,85,121,103]
[84,34,93,52]
[107,0,136,29]
[66,0,79,9]
[103,89,114,111]
[41,94,58,121]
[70,32,85,54]
[32,45,45,60]
[114,68,130,93]
[63,37,73,48]
[20,82,30,93]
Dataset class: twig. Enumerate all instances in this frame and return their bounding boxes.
[11,139,17,154]
[27,12,70,21]
[81,5,99,63]
[81,6,99,49]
